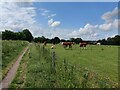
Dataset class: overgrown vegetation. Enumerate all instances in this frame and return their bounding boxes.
[9,46,30,88]
[2,40,29,80]
[10,43,118,88]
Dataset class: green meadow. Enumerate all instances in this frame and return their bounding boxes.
[49,44,118,82]
[10,42,119,88]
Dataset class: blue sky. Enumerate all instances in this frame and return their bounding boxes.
[34,2,118,28]
[0,2,119,40]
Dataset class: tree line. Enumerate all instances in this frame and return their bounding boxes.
[97,35,120,45]
[2,29,33,42]
[1,29,120,45]
[2,29,83,44]
[34,36,83,44]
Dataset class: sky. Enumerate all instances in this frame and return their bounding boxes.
[0,1,119,40]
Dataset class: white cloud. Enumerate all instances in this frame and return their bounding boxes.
[39,8,47,11]
[68,6,119,40]
[91,33,98,37]
[48,19,61,28]
[40,8,57,18]
[99,19,118,31]
[40,9,50,16]
[102,7,118,23]
[48,14,56,18]
[51,21,61,27]
[1,0,35,2]
[110,34,118,38]
[68,24,98,38]
[40,8,57,21]
[41,13,47,16]
[48,19,54,26]
[100,7,118,32]
[99,23,112,31]
[0,2,62,39]
[0,2,36,31]
[112,19,119,28]
[1,0,35,6]
[32,26,72,39]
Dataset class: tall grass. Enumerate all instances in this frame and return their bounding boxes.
[2,40,29,80]
[10,43,118,88]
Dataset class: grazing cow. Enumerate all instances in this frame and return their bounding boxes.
[62,42,73,49]
[96,42,101,46]
[79,42,88,49]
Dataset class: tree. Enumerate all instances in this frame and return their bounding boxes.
[41,36,46,43]
[2,30,15,40]
[2,30,27,40]
[22,29,33,42]
[18,32,26,40]
[113,35,120,45]
[69,38,82,44]
[70,38,75,42]
[0,32,2,40]
[74,38,82,44]
[101,39,107,45]
[60,39,66,42]
[52,37,60,44]
[107,37,113,45]
[46,38,52,43]
[33,36,48,43]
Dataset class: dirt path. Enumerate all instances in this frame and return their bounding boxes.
[0,45,30,89]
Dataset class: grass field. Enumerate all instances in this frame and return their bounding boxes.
[10,43,119,88]
[48,44,118,82]
[1,40,29,80]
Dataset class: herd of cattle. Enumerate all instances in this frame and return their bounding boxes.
[49,41,101,49]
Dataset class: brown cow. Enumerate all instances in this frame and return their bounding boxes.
[79,42,88,49]
[62,42,73,49]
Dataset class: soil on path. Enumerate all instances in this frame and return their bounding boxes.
[0,45,30,89]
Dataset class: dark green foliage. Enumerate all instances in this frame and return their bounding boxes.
[34,36,47,43]
[33,36,60,44]
[97,35,120,45]
[2,29,33,42]
[70,38,82,44]
[0,32,2,40]
[60,39,66,42]
[2,30,15,40]
[52,37,60,44]
[22,29,33,42]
